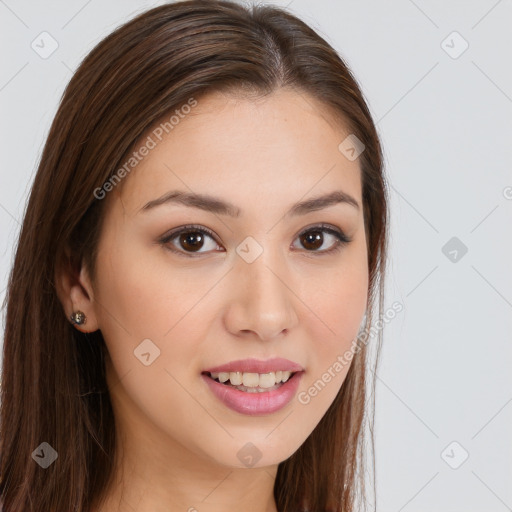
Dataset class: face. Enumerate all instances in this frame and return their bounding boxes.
[81,88,368,469]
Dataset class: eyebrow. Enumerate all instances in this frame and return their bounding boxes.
[139,189,360,217]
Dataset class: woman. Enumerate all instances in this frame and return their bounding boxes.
[0,1,388,510]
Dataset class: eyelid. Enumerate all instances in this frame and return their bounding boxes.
[161,224,220,244]
[158,224,223,257]
[295,222,351,243]
[291,222,351,256]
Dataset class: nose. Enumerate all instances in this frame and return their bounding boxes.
[223,249,299,341]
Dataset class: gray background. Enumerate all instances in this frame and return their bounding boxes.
[1,1,511,510]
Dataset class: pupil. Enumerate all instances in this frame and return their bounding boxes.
[302,231,322,250]
[180,232,203,252]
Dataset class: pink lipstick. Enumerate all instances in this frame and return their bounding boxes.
[202,358,304,416]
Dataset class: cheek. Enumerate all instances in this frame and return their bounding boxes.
[304,279,366,381]
[96,247,215,444]
[296,248,368,411]
[92,242,212,399]
[95,239,212,340]
[302,248,368,348]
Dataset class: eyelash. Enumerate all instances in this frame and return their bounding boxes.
[158,223,352,258]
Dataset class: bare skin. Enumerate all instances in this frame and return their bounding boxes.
[57,87,369,512]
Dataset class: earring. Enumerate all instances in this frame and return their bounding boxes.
[70,310,87,326]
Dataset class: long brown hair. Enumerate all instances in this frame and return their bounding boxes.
[0,1,388,510]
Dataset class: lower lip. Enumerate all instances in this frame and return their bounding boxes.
[202,372,303,416]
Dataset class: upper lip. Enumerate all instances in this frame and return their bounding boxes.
[203,358,304,374]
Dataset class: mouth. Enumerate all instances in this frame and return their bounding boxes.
[202,370,298,393]
[201,368,304,415]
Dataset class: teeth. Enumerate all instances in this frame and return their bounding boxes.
[229,372,243,386]
[209,370,295,388]
[218,372,230,383]
[242,372,259,387]
[258,372,276,388]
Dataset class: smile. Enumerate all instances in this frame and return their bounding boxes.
[207,370,295,392]
[202,370,303,415]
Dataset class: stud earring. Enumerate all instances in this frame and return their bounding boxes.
[70,310,87,326]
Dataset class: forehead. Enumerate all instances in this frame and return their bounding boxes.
[115,88,362,216]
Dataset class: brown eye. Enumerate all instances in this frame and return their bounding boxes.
[293,225,351,254]
[160,223,350,258]
[179,231,205,252]
[300,230,324,251]
[160,225,222,257]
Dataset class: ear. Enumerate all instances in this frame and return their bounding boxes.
[55,245,100,333]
